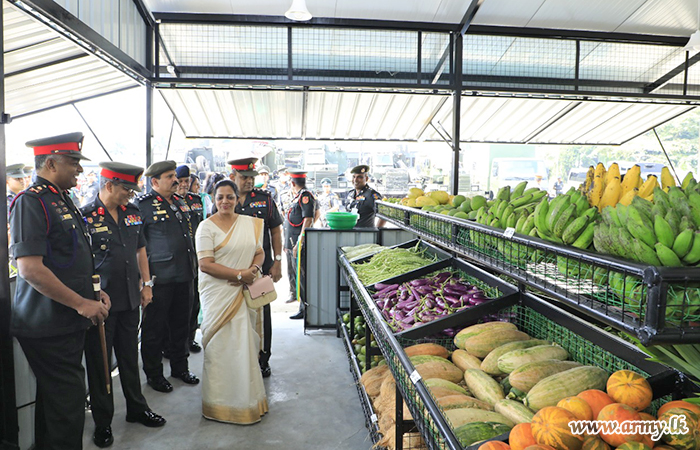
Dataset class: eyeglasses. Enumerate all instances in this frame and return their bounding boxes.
[112,181,136,196]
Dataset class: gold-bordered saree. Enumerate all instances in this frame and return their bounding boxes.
[195,215,268,424]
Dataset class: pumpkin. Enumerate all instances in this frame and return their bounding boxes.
[577,390,614,418]
[581,436,609,450]
[510,423,537,450]
[479,441,511,450]
[597,403,643,447]
[606,370,653,411]
[524,446,557,450]
[532,406,584,450]
[659,407,700,450]
[638,412,656,448]
[652,446,678,450]
[656,401,700,418]
[616,442,652,450]
[557,396,594,421]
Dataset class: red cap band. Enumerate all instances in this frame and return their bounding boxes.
[101,168,138,183]
[290,173,306,179]
[32,142,81,156]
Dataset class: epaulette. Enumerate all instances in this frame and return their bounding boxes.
[124,202,140,212]
[252,188,271,198]
[25,184,51,196]
[80,202,97,216]
[173,193,183,200]
[135,191,154,202]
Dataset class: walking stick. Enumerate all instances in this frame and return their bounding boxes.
[92,275,111,395]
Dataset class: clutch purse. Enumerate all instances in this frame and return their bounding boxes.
[243,275,277,309]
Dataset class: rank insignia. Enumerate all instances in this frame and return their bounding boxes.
[48,185,58,194]
[156,196,163,202]
[119,205,127,211]
[98,207,105,216]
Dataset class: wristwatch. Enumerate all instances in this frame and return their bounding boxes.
[274,254,282,261]
[143,279,155,288]
[237,272,243,281]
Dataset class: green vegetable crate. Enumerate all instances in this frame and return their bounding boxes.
[342,253,698,450]
[376,200,700,345]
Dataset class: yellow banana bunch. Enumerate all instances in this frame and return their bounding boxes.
[604,162,620,186]
[582,165,595,194]
[620,164,641,196]
[598,177,622,211]
[638,175,659,198]
[617,188,638,206]
[661,166,676,191]
[588,162,606,208]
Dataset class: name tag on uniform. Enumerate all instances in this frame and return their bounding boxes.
[91,226,109,234]
[156,210,167,215]
[61,213,72,220]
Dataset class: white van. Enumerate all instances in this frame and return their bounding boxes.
[564,167,589,192]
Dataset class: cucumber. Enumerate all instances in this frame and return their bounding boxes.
[497,345,569,374]
[509,360,582,393]
[524,366,608,412]
[463,369,505,406]
[454,322,517,350]
[454,422,512,447]
[438,394,493,411]
[452,349,482,371]
[424,378,469,396]
[445,408,515,429]
[481,339,550,376]
[494,399,535,424]
[464,329,531,359]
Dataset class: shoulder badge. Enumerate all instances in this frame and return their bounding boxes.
[373,192,381,200]
[302,196,309,204]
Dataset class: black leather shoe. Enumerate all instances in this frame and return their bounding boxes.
[93,426,114,448]
[189,340,202,353]
[260,361,271,378]
[172,371,200,384]
[289,310,304,320]
[126,410,166,428]
[146,376,173,393]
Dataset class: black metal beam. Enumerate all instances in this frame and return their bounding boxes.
[459,0,485,35]
[644,52,700,93]
[146,84,153,167]
[8,0,150,81]
[153,12,457,32]
[452,33,462,195]
[131,0,157,28]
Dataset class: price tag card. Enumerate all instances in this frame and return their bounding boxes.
[504,227,516,238]
[370,414,378,423]
[409,370,422,384]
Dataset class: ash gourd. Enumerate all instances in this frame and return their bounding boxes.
[372,271,493,333]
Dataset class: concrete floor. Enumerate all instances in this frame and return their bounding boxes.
[82,262,373,449]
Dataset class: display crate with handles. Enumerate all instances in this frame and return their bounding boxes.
[377,200,700,345]
[342,252,698,450]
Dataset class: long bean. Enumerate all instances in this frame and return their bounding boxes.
[352,243,436,285]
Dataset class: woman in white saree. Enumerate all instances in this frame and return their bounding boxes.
[195,180,268,424]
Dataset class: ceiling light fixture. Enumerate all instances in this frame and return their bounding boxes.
[285,0,312,21]
[685,0,700,51]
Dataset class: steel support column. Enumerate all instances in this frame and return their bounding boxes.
[146,84,153,167]
[0,2,19,446]
[452,32,462,196]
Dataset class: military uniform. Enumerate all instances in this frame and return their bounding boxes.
[134,179,197,383]
[10,133,95,449]
[317,191,341,226]
[6,163,26,217]
[346,185,382,228]
[181,191,204,346]
[284,173,315,318]
[81,178,99,206]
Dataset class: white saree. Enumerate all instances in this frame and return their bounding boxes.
[195,215,268,424]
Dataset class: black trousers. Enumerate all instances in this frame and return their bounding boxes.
[286,248,296,298]
[17,330,86,450]
[85,306,149,428]
[141,281,193,378]
[188,275,200,342]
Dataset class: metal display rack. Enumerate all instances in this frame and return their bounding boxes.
[377,201,700,345]
[338,237,699,450]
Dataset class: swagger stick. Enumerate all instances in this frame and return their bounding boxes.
[92,275,111,395]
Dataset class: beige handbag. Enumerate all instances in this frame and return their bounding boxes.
[243,275,277,309]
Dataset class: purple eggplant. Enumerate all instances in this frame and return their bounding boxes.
[444,285,468,296]
[401,316,415,325]
[470,297,490,305]
[409,279,430,287]
[375,282,389,290]
[424,298,436,309]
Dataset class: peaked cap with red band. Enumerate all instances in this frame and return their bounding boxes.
[227,157,259,176]
[288,169,307,179]
[26,132,89,160]
[99,161,144,192]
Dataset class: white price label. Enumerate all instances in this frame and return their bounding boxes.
[351,353,357,360]
[409,370,422,384]
[370,414,378,423]
[503,227,516,238]
[368,301,377,312]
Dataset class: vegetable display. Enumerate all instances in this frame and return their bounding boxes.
[341,243,386,261]
[351,242,437,286]
[371,271,495,333]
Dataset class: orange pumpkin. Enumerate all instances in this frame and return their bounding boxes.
[577,390,615,418]
[638,412,656,448]
[479,441,511,450]
[597,403,643,447]
[581,436,610,450]
[524,446,557,450]
[656,400,700,418]
[606,370,653,411]
[616,442,652,450]
[510,423,538,450]
[558,396,594,421]
[532,406,584,450]
[653,446,678,450]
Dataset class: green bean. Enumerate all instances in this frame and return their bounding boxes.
[351,243,437,285]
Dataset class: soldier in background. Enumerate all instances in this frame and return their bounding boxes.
[10,132,110,449]
[81,170,99,206]
[315,177,340,227]
[346,165,386,229]
[134,161,199,394]
[82,162,166,448]
[257,165,279,207]
[6,163,27,218]
[283,170,316,319]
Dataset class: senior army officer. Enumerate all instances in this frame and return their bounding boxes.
[284,169,316,320]
[229,158,283,377]
[82,162,166,448]
[10,132,110,450]
[176,164,204,353]
[135,160,199,393]
[346,165,386,228]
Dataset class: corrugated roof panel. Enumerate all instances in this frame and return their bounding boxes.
[524,0,648,32]
[616,0,696,36]
[5,39,84,75]
[529,102,630,143]
[3,4,58,52]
